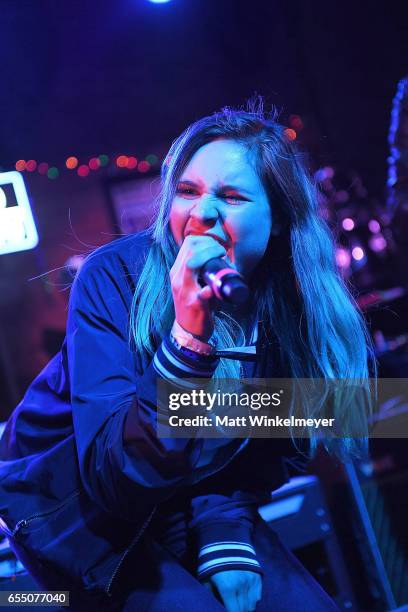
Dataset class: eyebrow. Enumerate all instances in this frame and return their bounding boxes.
[177,179,254,196]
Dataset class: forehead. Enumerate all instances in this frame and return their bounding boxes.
[180,139,261,188]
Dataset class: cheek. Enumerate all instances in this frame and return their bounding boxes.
[230,206,272,274]
[232,207,272,252]
[169,203,188,246]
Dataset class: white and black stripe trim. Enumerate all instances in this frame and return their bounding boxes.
[199,542,256,557]
[152,337,219,384]
[197,540,262,580]
[161,341,214,376]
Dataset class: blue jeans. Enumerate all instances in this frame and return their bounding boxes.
[12,515,339,611]
[115,516,339,611]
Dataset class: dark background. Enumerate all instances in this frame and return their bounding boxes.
[0,0,407,416]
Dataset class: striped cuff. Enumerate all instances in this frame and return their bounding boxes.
[197,540,262,580]
[153,335,219,384]
[194,521,262,580]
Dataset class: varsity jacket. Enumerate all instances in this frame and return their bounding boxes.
[0,231,288,600]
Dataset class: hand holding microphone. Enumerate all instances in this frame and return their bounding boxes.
[170,234,248,342]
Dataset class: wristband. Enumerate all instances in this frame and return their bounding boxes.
[171,320,216,356]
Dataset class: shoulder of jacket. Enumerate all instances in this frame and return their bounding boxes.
[75,230,153,280]
[85,230,152,265]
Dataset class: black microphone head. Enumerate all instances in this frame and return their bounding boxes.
[201,257,250,304]
[221,276,250,304]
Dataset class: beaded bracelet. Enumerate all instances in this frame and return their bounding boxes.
[170,320,216,357]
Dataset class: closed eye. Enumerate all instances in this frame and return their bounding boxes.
[176,184,250,203]
[221,193,250,204]
[176,186,199,198]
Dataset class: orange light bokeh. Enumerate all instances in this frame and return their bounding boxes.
[116,155,128,168]
[284,128,297,141]
[66,156,79,170]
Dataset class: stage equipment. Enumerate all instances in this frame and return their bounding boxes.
[356,435,408,608]
[0,171,39,412]
[344,461,397,610]
[259,468,408,611]
[0,172,38,256]
[388,76,408,216]
[259,475,357,610]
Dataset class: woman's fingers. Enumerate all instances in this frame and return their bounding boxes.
[170,236,226,297]
[170,235,225,338]
[207,570,262,612]
[186,243,226,271]
[247,574,262,610]
[172,235,225,271]
[219,587,241,612]
[198,285,214,301]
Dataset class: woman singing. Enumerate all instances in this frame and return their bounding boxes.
[0,104,373,611]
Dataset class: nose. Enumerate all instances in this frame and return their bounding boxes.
[189,194,220,224]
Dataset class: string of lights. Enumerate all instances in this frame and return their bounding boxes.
[12,153,160,180]
[9,111,305,182]
[10,116,303,181]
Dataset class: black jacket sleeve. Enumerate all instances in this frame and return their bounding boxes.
[67,250,202,521]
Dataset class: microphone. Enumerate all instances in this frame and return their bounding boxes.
[200,258,249,304]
